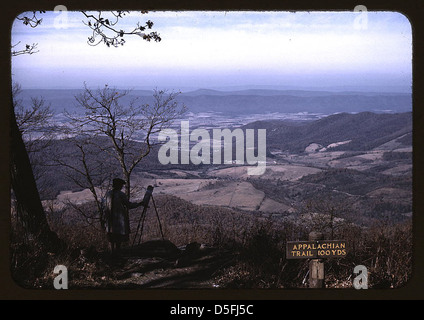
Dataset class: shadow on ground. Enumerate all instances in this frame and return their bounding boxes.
[74,240,235,289]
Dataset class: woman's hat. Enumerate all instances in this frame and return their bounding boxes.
[112,178,126,187]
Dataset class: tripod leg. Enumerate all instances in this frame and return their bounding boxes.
[132,206,147,247]
[137,209,148,246]
[151,196,165,240]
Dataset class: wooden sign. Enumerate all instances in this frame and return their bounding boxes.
[286,240,347,259]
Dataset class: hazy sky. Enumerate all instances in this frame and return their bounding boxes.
[11,10,412,91]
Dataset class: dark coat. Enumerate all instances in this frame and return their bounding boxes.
[103,189,139,236]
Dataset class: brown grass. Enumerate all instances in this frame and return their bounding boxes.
[10,194,412,289]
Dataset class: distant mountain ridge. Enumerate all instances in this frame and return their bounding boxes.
[183,88,409,97]
[178,93,411,115]
[19,88,412,116]
[243,111,412,153]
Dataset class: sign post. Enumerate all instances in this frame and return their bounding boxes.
[308,232,324,289]
[286,231,347,288]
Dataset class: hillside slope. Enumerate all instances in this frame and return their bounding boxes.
[243,112,412,153]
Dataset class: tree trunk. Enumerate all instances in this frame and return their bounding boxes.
[10,102,63,251]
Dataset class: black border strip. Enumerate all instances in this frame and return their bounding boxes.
[1,0,422,302]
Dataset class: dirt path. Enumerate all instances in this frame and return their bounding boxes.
[72,240,235,289]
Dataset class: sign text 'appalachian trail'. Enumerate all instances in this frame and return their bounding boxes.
[286,240,347,259]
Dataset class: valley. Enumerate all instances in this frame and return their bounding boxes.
[16,88,412,228]
[42,110,412,227]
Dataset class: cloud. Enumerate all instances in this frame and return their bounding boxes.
[11,11,412,89]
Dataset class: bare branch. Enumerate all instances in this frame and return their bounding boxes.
[12,10,160,57]
[11,42,39,56]
[15,11,45,28]
[81,11,161,47]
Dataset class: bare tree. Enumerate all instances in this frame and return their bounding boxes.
[66,83,186,199]
[12,82,62,201]
[12,83,56,153]
[10,81,63,246]
[10,10,163,248]
[51,136,119,227]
